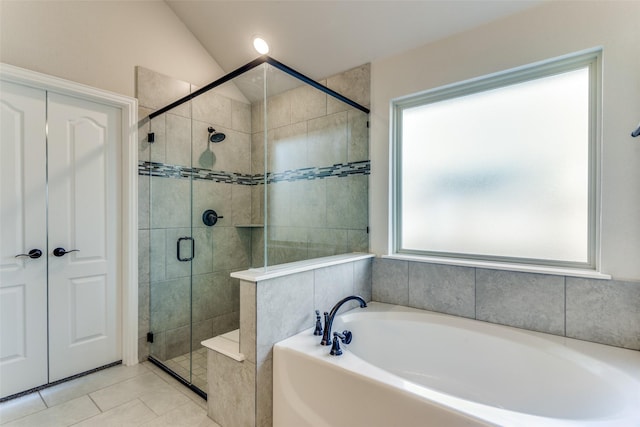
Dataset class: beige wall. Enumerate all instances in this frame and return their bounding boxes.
[0,0,224,98]
[370,1,640,280]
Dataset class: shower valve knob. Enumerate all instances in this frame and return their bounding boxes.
[202,209,223,226]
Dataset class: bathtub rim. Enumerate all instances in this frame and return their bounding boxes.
[274,302,640,426]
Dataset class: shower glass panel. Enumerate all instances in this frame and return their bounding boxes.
[147,99,202,392]
[144,58,369,397]
[252,64,370,266]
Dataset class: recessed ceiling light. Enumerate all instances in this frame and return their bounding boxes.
[253,36,269,55]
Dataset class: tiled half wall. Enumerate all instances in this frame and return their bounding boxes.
[373,258,640,351]
[208,256,373,427]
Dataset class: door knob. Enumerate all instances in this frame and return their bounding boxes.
[53,247,80,257]
[15,249,43,259]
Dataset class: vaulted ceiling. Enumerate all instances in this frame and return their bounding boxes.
[166,1,546,80]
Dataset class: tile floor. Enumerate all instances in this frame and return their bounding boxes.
[163,347,208,392]
[0,362,219,427]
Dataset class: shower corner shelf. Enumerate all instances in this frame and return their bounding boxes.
[234,224,264,228]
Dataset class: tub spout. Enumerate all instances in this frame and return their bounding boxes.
[321,295,367,346]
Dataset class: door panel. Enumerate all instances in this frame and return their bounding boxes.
[0,81,48,398]
[0,285,27,360]
[69,275,108,344]
[47,92,121,381]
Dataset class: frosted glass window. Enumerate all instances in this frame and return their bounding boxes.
[393,53,599,268]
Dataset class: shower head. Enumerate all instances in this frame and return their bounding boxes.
[208,127,226,143]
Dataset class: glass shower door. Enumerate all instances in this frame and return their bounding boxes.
[147,104,198,390]
[188,80,250,392]
[146,81,246,396]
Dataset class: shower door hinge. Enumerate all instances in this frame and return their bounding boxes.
[366,121,369,128]
[147,332,154,343]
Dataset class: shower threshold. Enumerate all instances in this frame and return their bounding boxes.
[147,349,208,400]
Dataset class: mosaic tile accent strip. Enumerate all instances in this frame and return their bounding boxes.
[138,160,370,185]
[138,161,255,184]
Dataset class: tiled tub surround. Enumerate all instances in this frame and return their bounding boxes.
[204,254,638,427]
[373,258,640,351]
[207,254,373,427]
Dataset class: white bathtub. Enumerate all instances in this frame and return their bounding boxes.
[273,302,640,427]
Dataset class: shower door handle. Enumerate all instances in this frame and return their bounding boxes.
[177,237,194,262]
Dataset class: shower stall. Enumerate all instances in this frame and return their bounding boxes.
[138,57,370,397]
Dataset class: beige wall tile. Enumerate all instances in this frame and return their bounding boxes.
[136,66,191,111]
[291,84,327,124]
[207,353,255,427]
[326,63,371,114]
[231,99,251,133]
[308,112,348,167]
[166,114,191,167]
[192,90,232,129]
[269,122,308,171]
[267,92,291,130]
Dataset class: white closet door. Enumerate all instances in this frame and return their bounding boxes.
[0,81,48,398]
[47,92,121,381]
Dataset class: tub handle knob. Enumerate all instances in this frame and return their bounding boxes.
[330,330,352,356]
[338,330,352,345]
[330,335,343,356]
[313,310,323,336]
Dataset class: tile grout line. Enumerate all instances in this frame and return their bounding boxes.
[86,393,103,414]
[37,391,49,410]
[563,276,567,338]
[405,261,409,306]
[474,267,477,320]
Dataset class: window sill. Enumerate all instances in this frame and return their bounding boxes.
[383,254,611,280]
